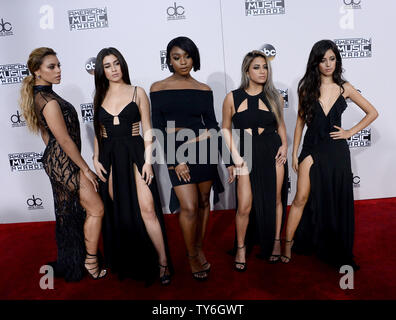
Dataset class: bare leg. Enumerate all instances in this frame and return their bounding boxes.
[269,163,285,262]
[174,184,207,280]
[235,174,252,270]
[281,156,313,263]
[195,180,213,271]
[133,164,169,281]
[79,171,106,278]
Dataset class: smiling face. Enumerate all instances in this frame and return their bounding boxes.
[247,56,268,85]
[169,46,193,76]
[102,54,123,83]
[35,55,61,84]
[318,49,337,77]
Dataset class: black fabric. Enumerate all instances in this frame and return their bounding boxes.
[33,85,86,282]
[97,92,173,284]
[230,88,288,258]
[294,93,357,269]
[150,89,226,213]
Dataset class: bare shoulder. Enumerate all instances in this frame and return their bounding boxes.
[150,78,172,92]
[342,81,356,97]
[196,81,212,91]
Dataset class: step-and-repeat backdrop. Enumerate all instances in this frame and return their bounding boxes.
[1,0,395,223]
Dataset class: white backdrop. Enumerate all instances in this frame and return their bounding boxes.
[1,0,395,223]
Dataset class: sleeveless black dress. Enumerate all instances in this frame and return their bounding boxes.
[33,85,86,282]
[97,87,172,284]
[150,89,226,213]
[294,92,357,269]
[231,88,288,258]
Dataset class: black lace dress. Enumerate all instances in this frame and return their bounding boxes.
[97,87,172,284]
[294,92,357,269]
[33,85,86,282]
[230,88,288,258]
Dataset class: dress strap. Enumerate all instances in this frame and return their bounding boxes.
[132,86,138,103]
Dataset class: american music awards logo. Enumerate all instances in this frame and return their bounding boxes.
[81,103,94,123]
[334,38,372,59]
[10,110,26,128]
[353,175,360,188]
[9,152,44,172]
[343,0,361,9]
[167,2,186,20]
[27,195,44,210]
[0,63,29,85]
[278,89,288,108]
[160,50,168,70]
[259,44,276,60]
[245,0,285,16]
[85,57,96,75]
[347,128,371,148]
[68,7,109,31]
[0,18,13,37]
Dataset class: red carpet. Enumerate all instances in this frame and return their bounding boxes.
[0,198,395,300]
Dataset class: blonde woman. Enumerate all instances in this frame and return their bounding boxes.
[19,47,106,281]
[222,50,288,271]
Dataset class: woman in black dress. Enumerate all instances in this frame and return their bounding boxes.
[222,50,289,270]
[92,47,172,285]
[150,37,227,281]
[282,40,378,269]
[19,47,106,281]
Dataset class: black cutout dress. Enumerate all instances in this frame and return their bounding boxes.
[97,87,173,284]
[294,92,357,269]
[33,85,86,282]
[231,88,288,258]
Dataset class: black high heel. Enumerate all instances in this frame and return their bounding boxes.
[84,252,107,279]
[187,253,208,282]
[196,245,211,273]
[281,239,294,264]
[268,239,281,264]
[234,245,247,272]
[159,264,171,286]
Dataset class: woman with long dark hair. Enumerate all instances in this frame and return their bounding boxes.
[282,40,378,269]
[92,47,172,285]
[150,37,228,281]
[19,47,107,281]
[222,50,289,270]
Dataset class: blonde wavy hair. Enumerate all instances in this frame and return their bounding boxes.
[19,47,57,133]
[240,50,283,124]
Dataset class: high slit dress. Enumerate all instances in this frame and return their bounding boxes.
[293,92,358,269]
[33,85,86,282]
[231,88,288,259]
[97,87,173,284]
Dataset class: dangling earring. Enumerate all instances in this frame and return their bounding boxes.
[37,75,41,79]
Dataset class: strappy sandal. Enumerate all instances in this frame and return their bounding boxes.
[268,239,281,264]
[187,253,209,282]
[84,252,107,280]
[281,239,294,264]
[159,264,171,286]
[234,245,247,272]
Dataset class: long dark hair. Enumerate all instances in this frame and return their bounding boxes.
[298,40,346,124]
[93,47,131,143]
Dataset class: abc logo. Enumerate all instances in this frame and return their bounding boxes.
[167,2,185,17]
[353,176,360,184]
[0,18,12,32]
[85,57,96,75]
[259,44,276,60]
[343,0,361,5]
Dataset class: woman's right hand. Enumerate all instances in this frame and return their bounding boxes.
[292,154,299,173]
[93,157,107,182]
[175,163,190,183]
[83,167,99,192]
[227,166,236,184]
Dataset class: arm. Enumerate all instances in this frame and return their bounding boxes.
[42,100,98,190]
[275,96,288,166]
[92,136,107,182]
[330,82,379,139]
[137,87,155,185]
[292,107,305,173]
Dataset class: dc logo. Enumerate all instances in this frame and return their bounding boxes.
[259,44,276,60]
[167,2,185,16]
[343,0,361,5]
[0,18,12,32]
[85,57,96,75]
[10,110,24,124]
[27,195,43,207]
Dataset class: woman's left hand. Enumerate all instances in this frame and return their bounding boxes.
[275,144,287,166]
[330,126,352,140]
[142,162,154,185]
